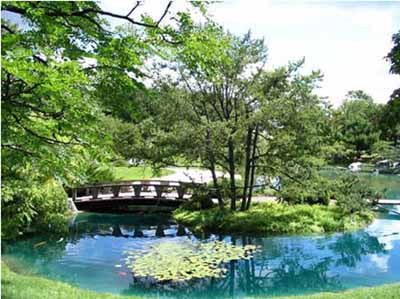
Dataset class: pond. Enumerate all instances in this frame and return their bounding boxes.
[359,174,400,199]
[3,212,400,299]
[321,169,400,199]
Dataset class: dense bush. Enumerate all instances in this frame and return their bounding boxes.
[331,174,376,214]
[69,152,116,186]
[279,173,376,214]
[174,202,374,234]
[207,177,245,200]
[181,185,214,211]
[278,175,333,205]
[2,170,68,239]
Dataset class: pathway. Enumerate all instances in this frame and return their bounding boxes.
[157,167,237,184]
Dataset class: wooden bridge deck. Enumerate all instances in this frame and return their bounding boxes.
[377,199,400,205]
[69,179,400,213]
[69,180,203,212]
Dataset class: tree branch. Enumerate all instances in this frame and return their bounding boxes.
[126,1,141,17]
[1,24,14,33]
[156,1,173,26]
[10,113,81,146]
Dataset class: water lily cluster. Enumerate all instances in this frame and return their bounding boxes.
[124,240,257,283]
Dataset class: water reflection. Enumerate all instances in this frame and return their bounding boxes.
[3,213,400,299]
[329,232,385,267]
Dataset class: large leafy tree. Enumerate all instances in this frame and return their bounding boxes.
[1,1,196,237]
[381,31,400,146]
[332,91,382,160]
[138,26,328,211]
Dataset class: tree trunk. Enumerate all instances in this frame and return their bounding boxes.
[206,128,224,209]
[246,125,259,210]
[241,127,253,211]
[210,165,224,209]
[228,138,237,211]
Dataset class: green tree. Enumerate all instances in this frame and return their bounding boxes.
[333,90,382,160]
[138,26,328,211]
[1,1,196,238]
[381,30,400,145]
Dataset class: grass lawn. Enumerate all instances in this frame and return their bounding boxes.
[260,284,400,299]
[2,262,399,299]
[174,202,375,234]
[113,166,174,180]
[1,262,137,299]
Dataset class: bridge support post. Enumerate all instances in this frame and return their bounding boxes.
[112,186,120,198]
[72,188,77,202]
[177,186,187,199]
[90,187,98,199]
[133,185,142,197]
[154,186,165,198]
[155,225,165,237]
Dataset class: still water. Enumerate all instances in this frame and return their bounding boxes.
[321,170,400,199]
[3,212,400,298]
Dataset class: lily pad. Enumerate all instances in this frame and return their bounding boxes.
[124,240,257,285]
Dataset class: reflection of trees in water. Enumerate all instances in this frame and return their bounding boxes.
[261,258,340,295]
[329,232,386,267]
[5,215,388,299]
[121,231,387,299]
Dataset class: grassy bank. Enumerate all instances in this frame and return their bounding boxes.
[261,284,400,299]
[2,262,399,299]
[174,202,374,234]
[113,166,174,180]
[1,262,136,299]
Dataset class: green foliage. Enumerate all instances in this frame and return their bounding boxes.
[124,240,257,284]
[1,1,200,237]
[383,30,400,144]
[101,116,142,160]
[174,202,374,235]
[279,172,376,214]
[332,174,376,214]
[140,27,329,210]
[380,97,400,146]
[371,140,400,161]
[181,185,214,211]
[1,172,68,239]
[332,91,382,160]
[321,141,354,165]
[387,30,400,76]
[279,174,333,205]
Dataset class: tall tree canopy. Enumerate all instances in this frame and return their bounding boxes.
[1,1,201,237]
[136,26,329,210]
[381,30,400,145]
[332,91,382,160]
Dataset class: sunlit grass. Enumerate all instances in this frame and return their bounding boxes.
[1,262,138,299]
[2,261,399,299]
[113,166,174,180]
[174,202,375,234]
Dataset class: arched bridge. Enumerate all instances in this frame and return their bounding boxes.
[69,180,203,212]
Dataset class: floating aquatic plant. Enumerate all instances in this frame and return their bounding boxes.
[124,240,257,284]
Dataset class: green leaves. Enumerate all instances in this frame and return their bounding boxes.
[124,240,257,284]
[332,91,382,161]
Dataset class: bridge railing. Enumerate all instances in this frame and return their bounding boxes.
[69,180,204,202]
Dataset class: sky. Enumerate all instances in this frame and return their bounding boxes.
[207,0,400,106]
[101,0,400,106]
